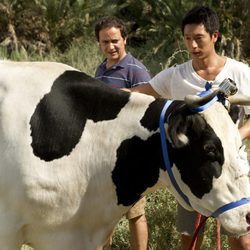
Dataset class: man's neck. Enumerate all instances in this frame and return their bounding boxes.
[192,54,226,81]
[106,53,127,69]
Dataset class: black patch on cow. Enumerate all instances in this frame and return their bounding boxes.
[112,133,163,206]
[229,104,240,124]
[140,99,184,132]
[30,70,130,161]
[167,109,225,198]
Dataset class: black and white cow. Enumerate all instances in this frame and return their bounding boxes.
[0,60,250,250]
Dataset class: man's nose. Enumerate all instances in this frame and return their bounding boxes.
[107,42,115,49]
[191,40,198,48]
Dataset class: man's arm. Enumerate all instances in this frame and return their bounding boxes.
[123,83,161,98]
[239,119,250,140]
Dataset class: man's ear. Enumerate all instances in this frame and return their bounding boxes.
[213,31,219,43]
[124,36,128,45]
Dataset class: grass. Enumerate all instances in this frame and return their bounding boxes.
[21,246,32,250]
[110,189,179,250]
[0,38,103,77]
[110,189,230,250]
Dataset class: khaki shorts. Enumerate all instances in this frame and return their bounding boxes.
[126,197,146,220]
[103,198,146,249]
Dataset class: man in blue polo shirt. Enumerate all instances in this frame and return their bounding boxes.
[95,16,151,250]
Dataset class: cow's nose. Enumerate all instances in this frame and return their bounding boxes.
[246,212,250,225]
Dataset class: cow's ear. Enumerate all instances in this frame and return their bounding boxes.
[166,115,189,148]
[166,110,206,149]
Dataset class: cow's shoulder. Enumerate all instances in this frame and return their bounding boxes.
[30,69,130,161]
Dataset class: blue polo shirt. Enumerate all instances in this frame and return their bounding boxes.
[95,53,151,88]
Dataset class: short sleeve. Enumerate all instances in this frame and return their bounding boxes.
[149,66,176,98]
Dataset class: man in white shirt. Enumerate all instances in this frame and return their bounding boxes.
[130,6,250,250]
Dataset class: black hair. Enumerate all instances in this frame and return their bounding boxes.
[181,6,219,37]
[95,16,128,41]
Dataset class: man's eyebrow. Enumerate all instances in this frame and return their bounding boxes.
[184,33,205,37]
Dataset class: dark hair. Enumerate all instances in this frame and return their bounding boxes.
[181,6,219,37]
[95,16,128,41]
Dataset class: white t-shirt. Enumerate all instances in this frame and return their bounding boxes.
[149,57,250,114]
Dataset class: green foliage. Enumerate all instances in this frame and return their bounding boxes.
[110,189,180,250]
[58,38,103,76]
[211,0,250,60]
[21,245,32,250]
[106,0,192,70]
[0,0,104,55]
[111,189,229,250]
[1,0,249,65]
[146,189,179,250]
[0,0,50,55]
[40,0,93,51]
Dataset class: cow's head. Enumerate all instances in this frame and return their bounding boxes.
[162,93,250,236]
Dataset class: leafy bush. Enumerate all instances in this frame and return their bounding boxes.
[111,189,229,250]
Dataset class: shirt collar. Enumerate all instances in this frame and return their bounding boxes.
[101,53,132,70]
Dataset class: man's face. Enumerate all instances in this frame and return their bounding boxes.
[98,27,127,67]
[183,23,218,60]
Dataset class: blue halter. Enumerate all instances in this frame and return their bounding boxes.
[190,82,219,112]
[159,100,192,208]
[159,86,250,218]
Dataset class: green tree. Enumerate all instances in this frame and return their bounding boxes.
[0,0,104,55]
[213,0,250,61]
[0,0,249,64]
[98,0,249,70]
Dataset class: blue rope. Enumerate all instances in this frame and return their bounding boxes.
[211,197,250,218]
[191,82,219,112]
[159,100,191,207]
